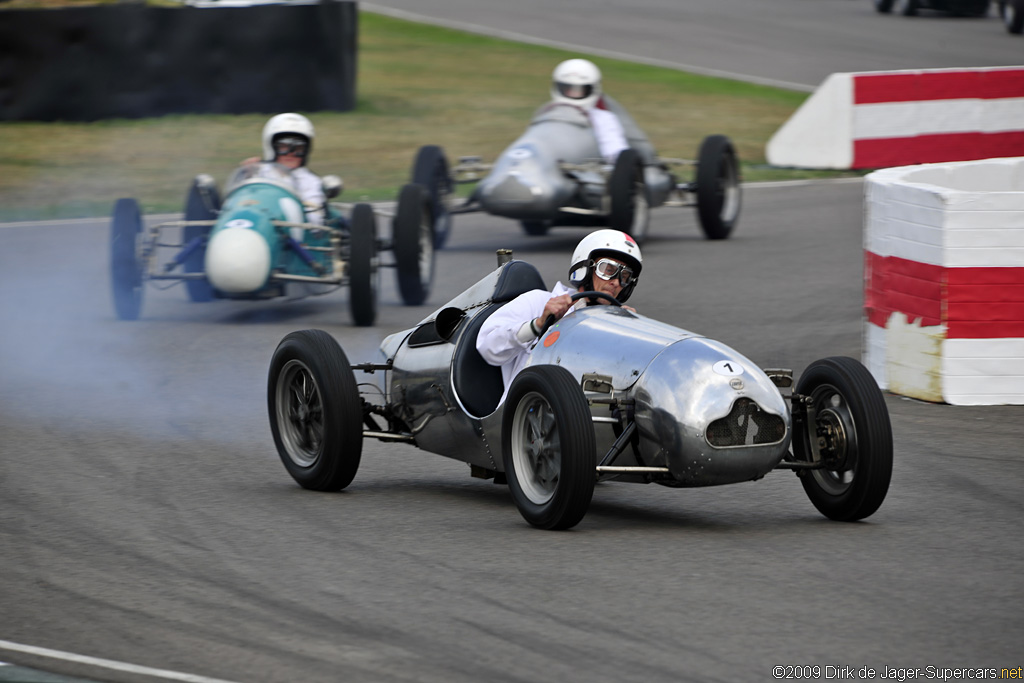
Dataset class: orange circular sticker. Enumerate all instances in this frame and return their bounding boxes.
[543,330,560,347]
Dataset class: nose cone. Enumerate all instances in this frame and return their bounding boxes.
[478,170,558,218]
[205,227,271,293]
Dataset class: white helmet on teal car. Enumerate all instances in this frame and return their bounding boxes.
[261,113,315,166]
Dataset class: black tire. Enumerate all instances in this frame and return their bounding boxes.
[110,198,144,321]
[393,183,435,306]
[182,177,220,302]
[874,0,895,12]
[520,220,551,237]
[964,0,990,16]
[896,0,918,15]
[411,145,454,249]
[1006,0,1024,32]
[793,357,893,522]
[348,203,378,327]
[268,329,363,491]
[695,134,741,240]
[608,148,650,243]
[502,366,597,530]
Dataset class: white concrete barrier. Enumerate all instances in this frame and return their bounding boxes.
[768,66,1024,170]
[863,157,1024,405]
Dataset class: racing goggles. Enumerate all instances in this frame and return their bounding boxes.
[273,135,308,158]
[592,258,636,287]
[556,82,594,100]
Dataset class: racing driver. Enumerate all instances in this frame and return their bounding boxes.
[476,229,642,402]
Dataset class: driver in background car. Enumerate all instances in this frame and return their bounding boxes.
[242,112,327,226]
[547,58,630,163]
[477,229,642,402]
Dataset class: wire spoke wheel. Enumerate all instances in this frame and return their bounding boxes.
[502,366,596,530]
[267,329,363,491]
[276,359,326,468]
[511,392,561,504]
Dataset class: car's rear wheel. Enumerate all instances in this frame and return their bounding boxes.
[1006,0,1024,32]
[502,366,596,530]
[182,176,220,302]
[348,203,378,327]
[874,0,895,12]
[111,198,144,321]
[393,183,435,306]
[793,357,893,522]
[608,147,650,243]
[268,329,363,491]
[411,145,454,249]
[695,134,741,240]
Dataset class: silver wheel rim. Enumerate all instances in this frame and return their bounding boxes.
[510,391,560,505]
[419,213,434,284]
[809,385,859,495]
[275,359,324,468]
[721,155,741,223]
[631,180,650,241]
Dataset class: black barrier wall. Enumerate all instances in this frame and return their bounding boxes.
[0,0,357,121]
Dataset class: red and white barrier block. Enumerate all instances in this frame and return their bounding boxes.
[864,157,1024,405]
[767,66,1024,170]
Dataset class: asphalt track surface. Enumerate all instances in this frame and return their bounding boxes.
[2,3,1023,683]
[364,0,1024,91]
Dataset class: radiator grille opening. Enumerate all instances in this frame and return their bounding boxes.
[706,398,785,447]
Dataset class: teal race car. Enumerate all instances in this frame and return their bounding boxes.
[110,163,435,326]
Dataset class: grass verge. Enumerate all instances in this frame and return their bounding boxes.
[0,10,859,222]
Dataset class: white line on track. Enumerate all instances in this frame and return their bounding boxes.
[0,640,242,683]
[361,2,815,93]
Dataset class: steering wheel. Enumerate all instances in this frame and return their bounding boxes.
[539,291,622,336]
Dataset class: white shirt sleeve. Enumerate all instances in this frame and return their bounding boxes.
[291,167,326,225]
[477,289,549,367]
[476,282,580,403]
[590,108,630,163]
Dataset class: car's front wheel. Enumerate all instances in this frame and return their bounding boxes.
[502,366,596,530]
[110,198,144,321]
[608,147,650,243]
[393,183,435,306]
[896,0,918,16]
[182,176,220,302]
[695,134,741,240]
[793,357,893,522]
[268,329,363,491]
[1005,0,1024,32]
[411,145,454,249]
[348,203,378,327]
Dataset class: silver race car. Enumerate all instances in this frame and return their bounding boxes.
[267,252,892,530]
[402,97,742,248]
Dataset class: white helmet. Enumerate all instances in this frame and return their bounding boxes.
[551,58,602,110]
[261,113,315,166]
[568,229,643,302]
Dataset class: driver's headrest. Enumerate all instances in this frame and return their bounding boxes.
[492,261,546,302]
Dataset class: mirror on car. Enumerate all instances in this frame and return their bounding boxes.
[322,174,343,199]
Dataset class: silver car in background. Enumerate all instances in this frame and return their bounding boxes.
[401,97,742,249]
